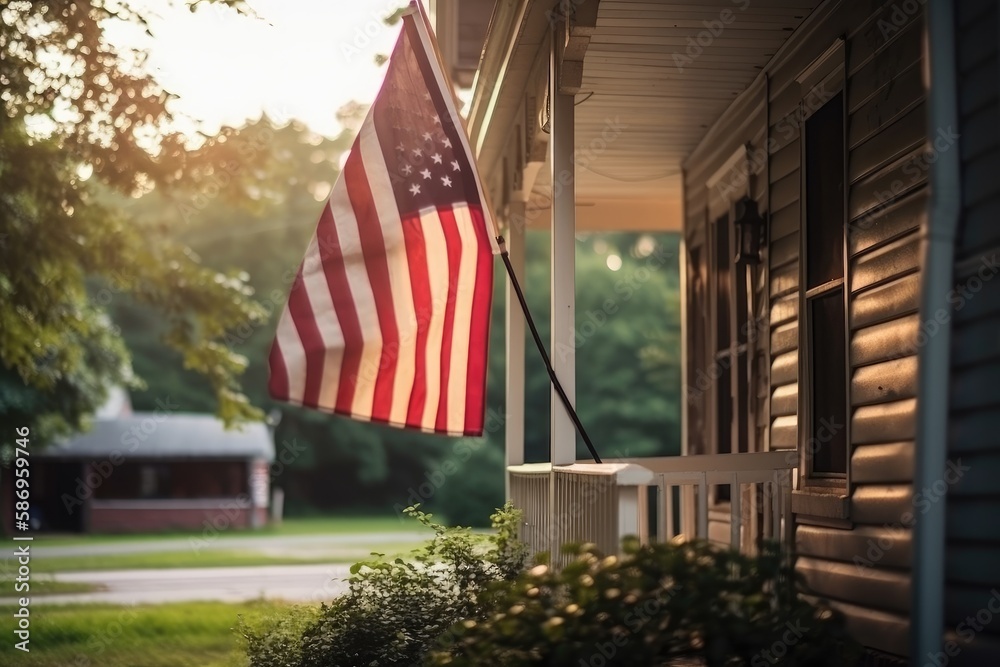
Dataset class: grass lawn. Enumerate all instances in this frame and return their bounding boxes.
[35,515,430,548]
[0,576,102,596]
[32,542,425,573]
[0,599,301,667]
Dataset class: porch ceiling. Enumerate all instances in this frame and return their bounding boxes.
[473,0,820,231]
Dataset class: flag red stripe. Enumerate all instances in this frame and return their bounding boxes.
[269,10,498,436]
[343,150,400,422]
[267,339,289,401]
[313,204,363,414]
[285,268,326,407]
[434,207,462,432]
[465,205,493,435]
[401,215,431,426]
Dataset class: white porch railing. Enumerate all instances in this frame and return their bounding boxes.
[508,451,794,562]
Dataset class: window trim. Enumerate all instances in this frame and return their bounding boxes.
[707,147,757,505]
[796,39,851,504]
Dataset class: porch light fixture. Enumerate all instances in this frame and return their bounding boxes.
[734,196,765,265]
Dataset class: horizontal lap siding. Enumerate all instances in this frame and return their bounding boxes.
[944,1,1000,664]
[766,0,925,658]
[684,0,934,658]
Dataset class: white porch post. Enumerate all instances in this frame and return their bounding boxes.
[505,201,526,500]
[549,30,576,467]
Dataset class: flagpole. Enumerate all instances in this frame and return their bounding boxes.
[497,236,602,464]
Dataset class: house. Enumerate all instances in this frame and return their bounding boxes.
[436,0,1000,664]
[1,389,274,533]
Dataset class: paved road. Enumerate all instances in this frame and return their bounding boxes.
[31,531,431,558]
[0,564,354,606]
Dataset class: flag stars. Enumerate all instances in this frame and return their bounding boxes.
[422,131,433,142]
[450,160,461,171]
[423,92,432,100]
[411,148,422,157]
[442,137,452,148]
[441,175,453,187]
[431,153,442,164]
[432,114,441,125]
[420,168,432,179]
[401,164,413,175]
[396,142,405,152]
[409,183,421,196]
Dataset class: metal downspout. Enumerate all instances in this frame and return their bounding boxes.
[912,0,961,660]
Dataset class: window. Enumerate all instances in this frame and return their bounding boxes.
[802,90,848,479]
[711,209,751,503]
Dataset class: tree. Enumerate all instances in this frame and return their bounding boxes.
[0,0,270,440]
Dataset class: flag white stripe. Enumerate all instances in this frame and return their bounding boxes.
[447,204,478,433]
[297,227,347,409]
[359,122,417,426]
[419,209,449,429]
[274,299,307,404]
[327,178,382,418]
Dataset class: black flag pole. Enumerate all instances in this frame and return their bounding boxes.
[496,235,602,464]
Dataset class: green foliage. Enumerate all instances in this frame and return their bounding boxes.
[239,604,320,667]
[431,539,862,667]
[7,1,684,515]
[0,0,270,438]
[242,503,527,667]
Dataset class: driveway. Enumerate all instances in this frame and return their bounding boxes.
[32,531,430,559]
[0,563,354,606]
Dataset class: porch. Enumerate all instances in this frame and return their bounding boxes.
[508,452,794,562]
[460,0,820,562]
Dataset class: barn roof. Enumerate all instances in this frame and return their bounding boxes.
[41,414,275,462]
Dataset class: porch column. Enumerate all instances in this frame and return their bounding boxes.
[505,201,526,499]
[549,29,576,467]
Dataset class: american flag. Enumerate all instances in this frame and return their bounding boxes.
[268,3,499,436]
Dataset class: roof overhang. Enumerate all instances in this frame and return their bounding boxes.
[468,0,819,233]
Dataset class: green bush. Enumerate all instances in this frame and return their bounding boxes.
[242,503,527,667]
[238,603,320,667]
[429,538,862,667]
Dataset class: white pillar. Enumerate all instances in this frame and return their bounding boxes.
[549,29,576,467]
[505,201,526,500]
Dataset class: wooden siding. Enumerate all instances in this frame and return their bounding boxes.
[683,0,929,658]
[943,1,1000,664]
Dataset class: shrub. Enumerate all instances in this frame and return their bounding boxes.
[429,538,862,667]
[242,503,527,667]
[238,603,319,667]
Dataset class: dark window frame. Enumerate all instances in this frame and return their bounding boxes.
[706,150,756,505]
[796,44,851,495]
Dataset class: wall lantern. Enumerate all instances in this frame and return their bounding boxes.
[734,196,765,265]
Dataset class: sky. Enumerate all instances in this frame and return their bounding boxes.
[106,0,411,138]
